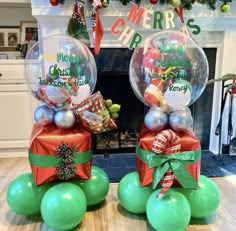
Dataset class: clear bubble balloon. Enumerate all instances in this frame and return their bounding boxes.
[24,35,97,109]
[129,31,209,110]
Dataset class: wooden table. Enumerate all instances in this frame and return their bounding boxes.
[0,157,236,231]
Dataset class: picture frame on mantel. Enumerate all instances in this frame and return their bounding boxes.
[20,21,38,58]
[20,21,38,44]
[0,26,20,51]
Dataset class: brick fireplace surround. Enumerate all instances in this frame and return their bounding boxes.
[31,0,236,180]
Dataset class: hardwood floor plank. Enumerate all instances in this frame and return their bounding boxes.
[0,157,236,231]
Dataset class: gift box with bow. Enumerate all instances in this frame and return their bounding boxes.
[136,124,201,195]
[74,91,117,133]
[29,123,92,186]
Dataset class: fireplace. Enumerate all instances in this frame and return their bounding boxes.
[91,48,147,154]
[31,0,236,157]
[91,47,217,154]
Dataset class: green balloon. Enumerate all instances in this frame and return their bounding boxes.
[72,166,110,206]
[41,182,86,231]
[117,171,153,214]
[175,175,220,218]
[6,172,52,216]
[146,189,191,231]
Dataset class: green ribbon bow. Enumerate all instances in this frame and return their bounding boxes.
[136,146,201,190]
[28,149,92,168]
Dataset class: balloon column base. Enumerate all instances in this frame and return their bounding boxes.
[7,165,110,230]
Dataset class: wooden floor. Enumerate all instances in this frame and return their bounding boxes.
[0,158,236,231]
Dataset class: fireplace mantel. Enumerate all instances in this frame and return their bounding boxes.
[31,0,236,154]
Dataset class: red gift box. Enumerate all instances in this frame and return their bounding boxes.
[74,91,117,133]
[136,124,201,187]
[29,123,92,186]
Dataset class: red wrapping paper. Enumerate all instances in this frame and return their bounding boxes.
[136,124,201,187]
[29,123,92,186]
[74,91,117,133]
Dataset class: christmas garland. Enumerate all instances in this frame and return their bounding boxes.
[207,73,236,92]
[50,0,233,12]
[118,0,232,10]
[158,0,232,10]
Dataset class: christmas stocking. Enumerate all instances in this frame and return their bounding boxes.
[67,0,90,47]
[92,0,104,55]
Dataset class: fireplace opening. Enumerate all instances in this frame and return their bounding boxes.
[91,48,216,154]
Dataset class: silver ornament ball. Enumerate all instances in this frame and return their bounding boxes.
[169,110,193,132]
[168,106,192,115]
[144,107,168,131]
[54,109,76,129]
[34,105,56,126]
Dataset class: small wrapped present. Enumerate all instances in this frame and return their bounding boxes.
[29,123,92,186]
[136,124,201,192]
[74,91,117,133]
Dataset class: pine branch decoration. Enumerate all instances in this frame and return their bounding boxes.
[117,0,232,11]
[207,73,236,93]
[56,142,77,180]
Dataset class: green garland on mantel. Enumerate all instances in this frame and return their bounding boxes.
[117,0,232,11]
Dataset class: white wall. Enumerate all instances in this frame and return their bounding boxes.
[0,7,36,27]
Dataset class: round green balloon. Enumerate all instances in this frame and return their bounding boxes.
[146,189,191,231]
[117,171,153,214]
[41,182,86,231]
[72,166,110,206]
[6,172,52,215]
[175,175,220,218]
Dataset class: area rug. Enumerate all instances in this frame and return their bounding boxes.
[201,151,236,177]
[92,151,236,182]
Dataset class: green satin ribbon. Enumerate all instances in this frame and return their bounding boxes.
[136,146,201,190]
[28,149,92,168]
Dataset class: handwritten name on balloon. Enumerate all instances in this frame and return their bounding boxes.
[37,53,88,88]
[41,53,81,77]
[38,78,88,87]
[110,4,201,50]
[42,53,80,63]
[169,84,189,94]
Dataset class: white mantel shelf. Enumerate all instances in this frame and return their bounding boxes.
[31,0,236,47]
[31,0,236,31]
[30,0,236,155]
[0,59,24,65]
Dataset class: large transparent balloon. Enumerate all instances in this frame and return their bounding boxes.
[25,35,97,109]
[129,31,209,110]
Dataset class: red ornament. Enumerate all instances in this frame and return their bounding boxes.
[144,78,165,107]
[150,0,159,4]
[142,48,161,70]
[49,0,59,6]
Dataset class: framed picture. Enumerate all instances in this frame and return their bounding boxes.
[20,21,38,44]
[0,27,20,51]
